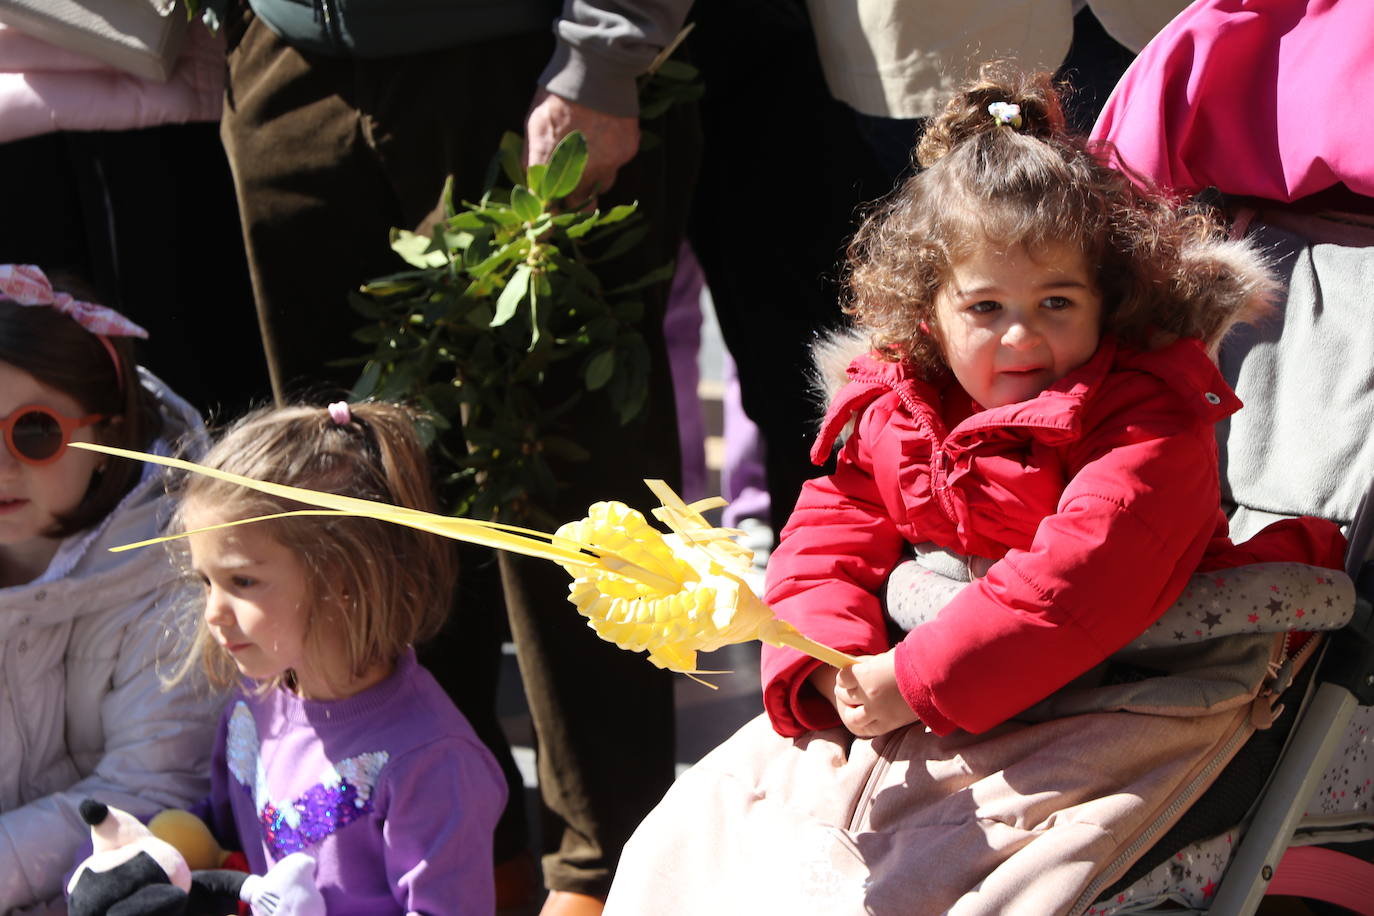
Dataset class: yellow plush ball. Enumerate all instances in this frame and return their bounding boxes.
[148,808,226,871]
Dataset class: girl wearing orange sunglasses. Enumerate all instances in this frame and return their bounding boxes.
[0,265,221,912]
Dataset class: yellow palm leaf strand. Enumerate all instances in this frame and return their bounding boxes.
[68,442,678,592]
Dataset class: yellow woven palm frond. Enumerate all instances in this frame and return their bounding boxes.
[71,443,855,673]
[556,482,856,674]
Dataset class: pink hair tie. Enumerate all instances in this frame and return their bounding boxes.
[0,264,148,391]
[327,401,352,426]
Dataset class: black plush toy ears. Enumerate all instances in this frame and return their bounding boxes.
[68,852,185,916]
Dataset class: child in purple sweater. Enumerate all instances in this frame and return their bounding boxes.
[174,401,505,915]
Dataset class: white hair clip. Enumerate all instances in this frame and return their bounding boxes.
[988,101,1023,129]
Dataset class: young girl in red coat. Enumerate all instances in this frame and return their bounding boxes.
[758,64,1348,744]
[605,64,1350,915]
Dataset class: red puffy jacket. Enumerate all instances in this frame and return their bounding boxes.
[762,336,1345,737]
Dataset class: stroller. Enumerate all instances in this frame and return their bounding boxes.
[1081,199,1374,916]
[1082,1,1374,912]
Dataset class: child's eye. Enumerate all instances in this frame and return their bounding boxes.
[1041,296,1073,310]
[231,575,257,589]
[968,300,1001,314]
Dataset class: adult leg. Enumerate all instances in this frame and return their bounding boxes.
[219,10,411,400]
[498,92,702,899]
[219,8,538,872]
[687,0,890,533]
[349,28,562,885]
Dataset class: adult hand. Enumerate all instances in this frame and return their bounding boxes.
[832,651,919,737]
[524,89,639,207]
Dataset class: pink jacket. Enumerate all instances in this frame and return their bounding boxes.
[1091,0,1374,203]
[761,336,1345,738]
[0,22,222,144]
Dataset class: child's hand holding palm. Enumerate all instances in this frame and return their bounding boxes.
[811,650,919,737]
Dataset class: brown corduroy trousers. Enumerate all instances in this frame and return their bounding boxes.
[220,7,700,895]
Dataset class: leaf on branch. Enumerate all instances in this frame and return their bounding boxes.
[440,175,457,220]
[654,58,698,82]
[469,242,523,279]
[445,210,489,230]
[565,214,602,239]
[441,229,476,253]
[354,125,659,522]
[390,228,448,268]
[510,186,541,223]
[360,276,423,297]
[527,163,549,200]
[547,250,603,291]
[584,348,616,390]
[353,324,386,344]
[492,264,532,327]
[590,223,649,264]
[498,132,526,187]
[544,131,589,200]
[352,361,382,399]
[348,290,387,319]
[597,203,639,226]
[527,271,544,352]
[606,261,676,296]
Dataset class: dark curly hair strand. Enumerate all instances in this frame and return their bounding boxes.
[844,62,1228,377]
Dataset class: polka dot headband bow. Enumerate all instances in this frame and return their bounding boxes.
[0,264,148,339]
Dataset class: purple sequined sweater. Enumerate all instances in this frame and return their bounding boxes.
[194,648,506,915]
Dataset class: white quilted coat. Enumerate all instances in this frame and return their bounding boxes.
[0,371,223,913]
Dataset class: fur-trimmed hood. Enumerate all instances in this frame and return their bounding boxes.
[813,230,1280,409]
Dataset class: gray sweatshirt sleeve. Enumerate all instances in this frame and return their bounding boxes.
[539,0,695,117]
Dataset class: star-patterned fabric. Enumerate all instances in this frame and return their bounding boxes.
[1090,705,1374,913]
[886,558,1355,647]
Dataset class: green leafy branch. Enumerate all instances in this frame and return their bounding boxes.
[350,131,669,526]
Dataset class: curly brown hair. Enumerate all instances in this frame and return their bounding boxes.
[844,62,1232,376]
[169,401,455,694]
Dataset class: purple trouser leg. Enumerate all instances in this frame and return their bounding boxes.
[666,241,708,502]
[721,350,771,530]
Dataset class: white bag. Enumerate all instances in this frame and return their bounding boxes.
[0,0,188,82]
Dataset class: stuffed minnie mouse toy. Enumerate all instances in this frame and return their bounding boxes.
[66,798,324,916]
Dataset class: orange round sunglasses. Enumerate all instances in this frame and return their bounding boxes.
[1,405,105,466]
